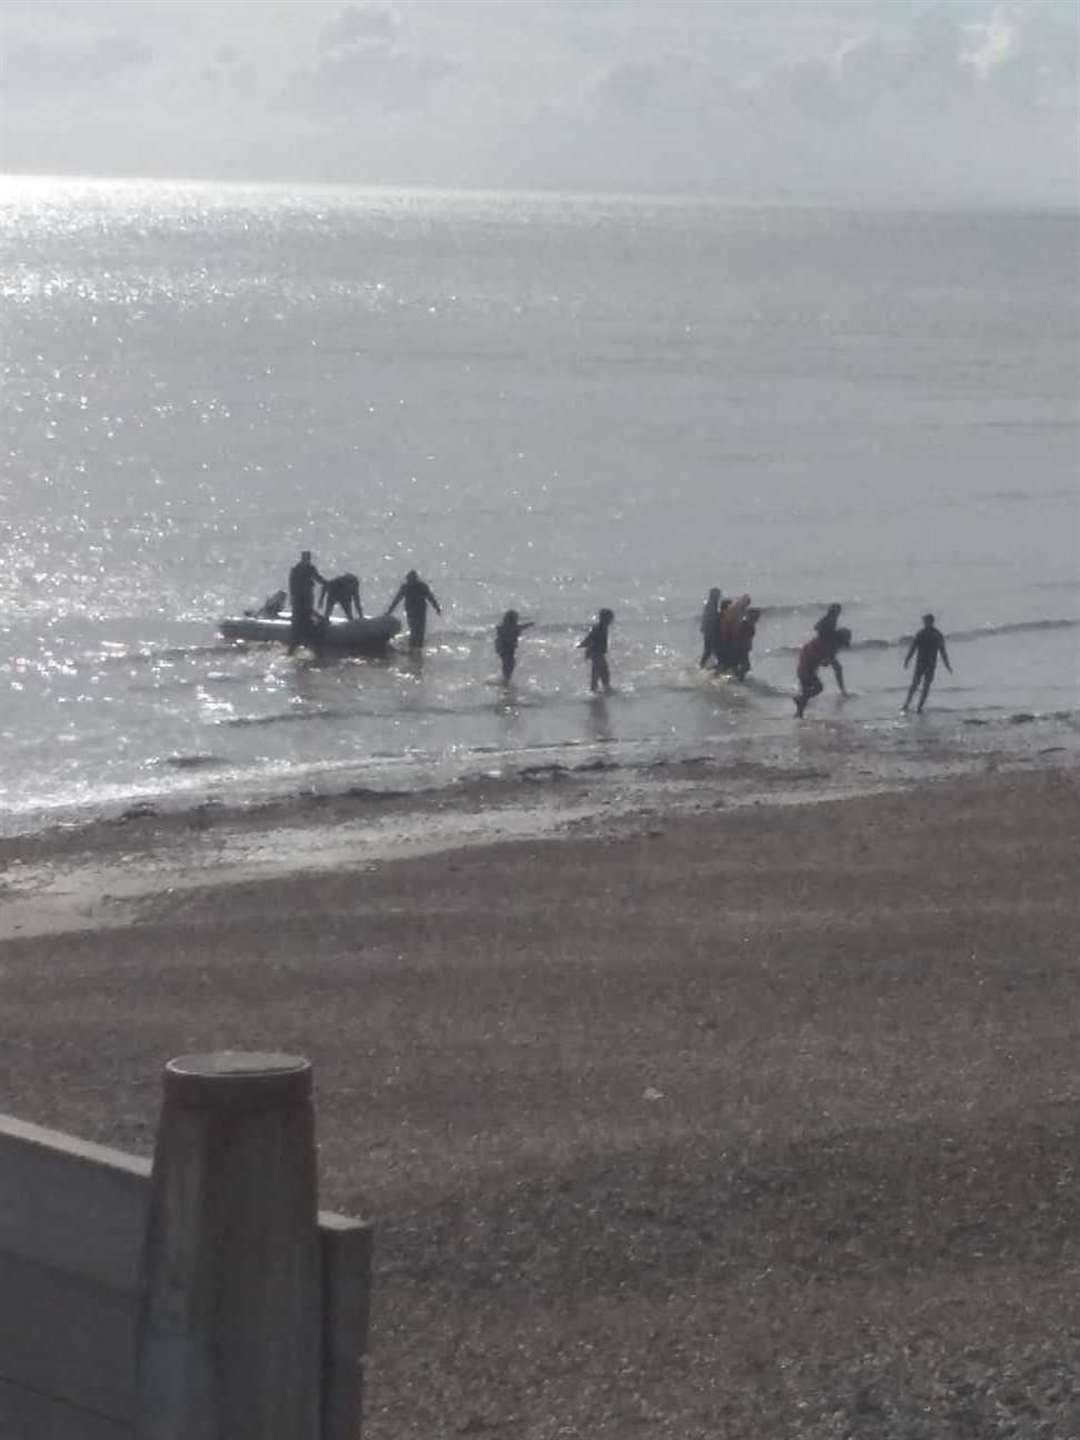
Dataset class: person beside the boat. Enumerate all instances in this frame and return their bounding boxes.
[244,588,286,618]
[387,569,442,651]
[321,572,363,621]
[287,550,326,655]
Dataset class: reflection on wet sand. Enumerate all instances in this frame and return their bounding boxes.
[586,694,615,746]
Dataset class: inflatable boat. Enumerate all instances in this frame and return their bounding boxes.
[219,613,401,654]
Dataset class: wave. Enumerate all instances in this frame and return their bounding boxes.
[223,707,355,729]
[759,601,851,619]
[770,638,889,656]
[98,642,237,667]
[770,617,1079,655]
[155,752,228,770]
[434,621,601,643]
[1030,579,1080,594]
[963,709,1077,727]
[949,618,1080,643]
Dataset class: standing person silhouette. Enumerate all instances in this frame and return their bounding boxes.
[732,606,762,681]
[579,608,615,694]
[495,610,534,683]
[699,588,725,668]
[387,569,442,650]
[287,550,325,655]
[902,613,952,714]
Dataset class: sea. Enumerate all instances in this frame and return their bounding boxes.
[1,176,1078,837]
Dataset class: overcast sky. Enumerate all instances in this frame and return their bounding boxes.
[1,0,1076,206]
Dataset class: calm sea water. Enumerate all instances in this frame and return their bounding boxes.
[1,177,1077,833]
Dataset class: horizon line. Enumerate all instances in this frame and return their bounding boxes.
[1,169,1077,219]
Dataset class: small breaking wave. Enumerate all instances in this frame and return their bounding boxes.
[760,601,851,619]
[770,638,893,656]
[963,709,1077,728]
[949,618,1079,643]
[98,642,237,667]
[155,752,228,770]
[770,617,1079,656]
[223,707,354,729]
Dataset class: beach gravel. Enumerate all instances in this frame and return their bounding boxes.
[1,768,1078,1438]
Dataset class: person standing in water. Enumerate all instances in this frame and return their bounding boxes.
[813,603,849,695]
[732,606,762,681]
[287,550,326,655]
[902,613,952,714]
[495,609,534,683]
[579,608,615,694]
[795,627,851,718]
[700,588,725,668]
[387,569,442,650]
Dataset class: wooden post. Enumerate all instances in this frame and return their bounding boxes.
[320,1215,374,1440]
[135,1052,322,1440]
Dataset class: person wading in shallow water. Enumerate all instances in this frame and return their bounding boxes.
[700,588,726,668]
[731,606,762,681]
[495,609,534,683]
[287,550,326,655]
[795,626,851,718]
[387,569,442,650]
[902,613,952,714]
[812,603,849,695]
[579,608,615,694]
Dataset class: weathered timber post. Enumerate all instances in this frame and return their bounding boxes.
[135,1052,322,1440]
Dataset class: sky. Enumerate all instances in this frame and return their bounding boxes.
[1,0,1077,206]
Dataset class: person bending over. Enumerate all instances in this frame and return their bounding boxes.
[902,613,951,714]
[321,572,363,621]
[795,627,851,718]
[245,589,286,618]
[813,603,848,694]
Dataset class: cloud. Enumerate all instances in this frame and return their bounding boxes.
[0,25,154,100]
[760,1,1076,124]
[761,11,976,123]
[0,0,1075,204]
[962,1,1079,109]
[595,61,658,116]
[318,3,397,51]
[286,2,452,114]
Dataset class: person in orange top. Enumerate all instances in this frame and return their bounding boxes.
[795,627,851,718]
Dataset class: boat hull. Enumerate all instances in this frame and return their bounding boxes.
[220,614,401,653]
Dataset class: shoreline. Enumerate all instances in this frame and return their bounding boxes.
[2,741,1075,943]
[1,672,1075,848]
[1,764,1079,1436]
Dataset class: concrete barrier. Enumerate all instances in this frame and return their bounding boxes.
[0,1055,371,1440]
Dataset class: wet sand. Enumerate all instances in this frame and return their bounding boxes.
[1,765,1078,1438]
